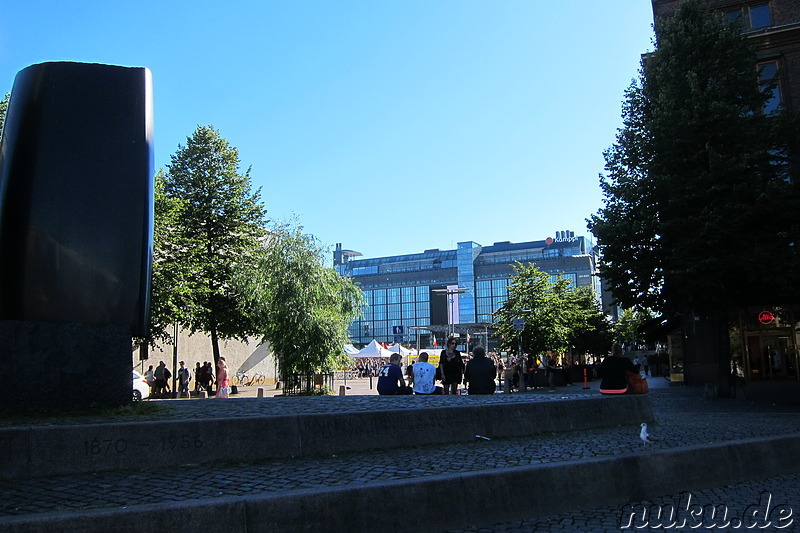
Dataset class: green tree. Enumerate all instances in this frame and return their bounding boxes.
[588,0,800,317]
[494,264,579,356]
[161,125,267,364]
[235,221,364,384]
[0,92,9,138]
[149,170,191,346]
[566,287,615,357]
[613,307,653,347]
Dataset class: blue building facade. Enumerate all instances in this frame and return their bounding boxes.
[334,231,601,347]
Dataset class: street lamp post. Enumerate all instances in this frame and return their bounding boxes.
[515,309,533,392]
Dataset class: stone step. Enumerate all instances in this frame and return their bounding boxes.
[4,387,800,532]
[0,395,653,479]
[1,431,799,533]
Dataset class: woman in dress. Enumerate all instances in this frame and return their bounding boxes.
[438,337,465,395]
[216,357,230,398]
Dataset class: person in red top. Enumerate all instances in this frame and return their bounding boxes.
[216,357,230,398]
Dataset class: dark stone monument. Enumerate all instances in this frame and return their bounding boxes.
[0,62,153,412]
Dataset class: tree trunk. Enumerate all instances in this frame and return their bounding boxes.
[210,326,221,367]
[682,310,731,394]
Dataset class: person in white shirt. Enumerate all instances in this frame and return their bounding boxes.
[410,352,437,395]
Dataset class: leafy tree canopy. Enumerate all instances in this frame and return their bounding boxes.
[234,220,364,378]
[613,307,654,347]
[0,92,8,137]
[159,125,267,362]
[493,263,611,357]
[150,170,191,345]
[566,286,615,356]
[588,0,800,317]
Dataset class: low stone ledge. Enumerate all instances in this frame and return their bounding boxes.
[0,395,652,479]
[3,432,799,533]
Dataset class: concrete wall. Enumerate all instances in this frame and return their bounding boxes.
[134,330,278,385]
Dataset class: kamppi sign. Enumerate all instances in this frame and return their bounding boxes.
[545,236,578,245]
[758,310,775,325]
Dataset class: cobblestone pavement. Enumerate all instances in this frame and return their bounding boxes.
[0,380,609,427]
[448,473,800,532]
[2,379,800,532]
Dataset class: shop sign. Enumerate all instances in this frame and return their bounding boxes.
[758,310,775,325]
[545,236,579,245]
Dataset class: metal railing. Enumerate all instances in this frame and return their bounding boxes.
[281,373,334,395]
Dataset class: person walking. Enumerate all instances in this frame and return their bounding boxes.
[439,337,465,395]
[216,357,230,398]
[546,356,557,392]
[194,362,203,393]
[525,355,537,389]
[154,361,167,396]
[464,346,496,395]
[144,365,155,396]
[177,361,192,397]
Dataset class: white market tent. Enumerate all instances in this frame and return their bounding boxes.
[353,339,394,358]
[388,343,417,356]
[343,344,360,355]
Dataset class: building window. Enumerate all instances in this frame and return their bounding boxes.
[758,60,782,115]
[725,3,772,31]
[550,273,577,287]
[388,288,400,304]
[376,289,388,305]
[401,287,415,303]
[748,3,771,29]
[416,285,429,301]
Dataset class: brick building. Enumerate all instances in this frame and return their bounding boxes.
[652,1,800,113]
[649,1,800,385]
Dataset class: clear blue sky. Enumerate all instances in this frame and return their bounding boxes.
[2,1,655,261]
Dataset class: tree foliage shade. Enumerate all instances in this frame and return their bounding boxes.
[234,221,364,378]
[0,92,9,139]
[158,125,267,362]
[493,263,612,357]
[588,0,800,317]
[150,170,191,345]
[152,125,361,382]
[613,308,654,347]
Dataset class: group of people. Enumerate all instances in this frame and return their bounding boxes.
[193,361,216,394]
[143,361,172,396]
[143,358,231,398]
[354,359,383,378]
[495,354,565,392]
[377,337,497,395]
[376,337,650,397]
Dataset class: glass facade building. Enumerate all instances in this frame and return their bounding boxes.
[334,231,601,347]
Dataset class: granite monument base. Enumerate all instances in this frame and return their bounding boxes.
[0,320,131,413]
